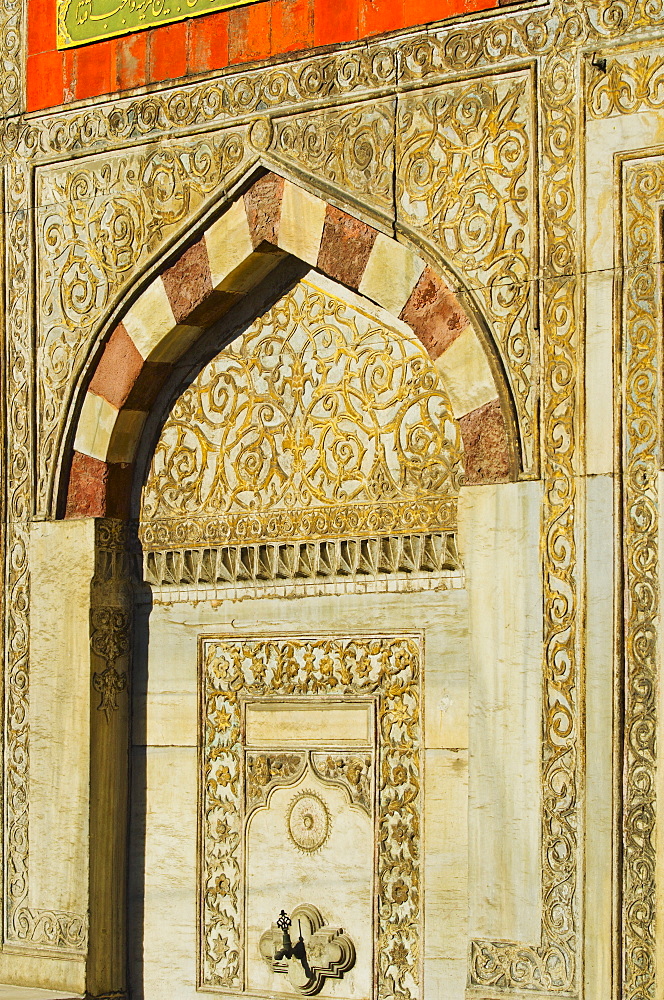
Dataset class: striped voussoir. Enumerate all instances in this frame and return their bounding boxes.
[66,173,513,518]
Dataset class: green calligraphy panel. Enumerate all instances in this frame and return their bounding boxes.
[57,0,263,48]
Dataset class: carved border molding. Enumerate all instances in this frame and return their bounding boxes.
[142,531,461,590]
[618,154,663,1000]
[0,0,22,118]
[3,156,88,949]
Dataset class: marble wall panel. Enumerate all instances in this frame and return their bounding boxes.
[584,474,615,1000]
[131,586,469,999]
[28,521,95,934]
[458,481,542,943]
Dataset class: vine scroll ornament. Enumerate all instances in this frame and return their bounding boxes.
[618,156,663,1000]
[90,607,129,723]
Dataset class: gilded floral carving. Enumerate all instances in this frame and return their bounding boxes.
[3,158,89,950]
[140,277,462,547]
[311,752,373,814]
[90,607,129,723]
[397,71,536,472]
[245,752,306,811]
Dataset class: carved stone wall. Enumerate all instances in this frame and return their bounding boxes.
[618,154,663,1000]
[6,0,664,996]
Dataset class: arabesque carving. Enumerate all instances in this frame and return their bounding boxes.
[140,278,463,547]
[617,156,663,1000]
[273,102,394,215]
[397,71,536,469]
[3,159,88,952]
[588,52,664,117]
[201,635,421,996]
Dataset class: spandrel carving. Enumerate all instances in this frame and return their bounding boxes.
[36,133,251,515]
[397,71,536,472]
[311,752,373,814]
[273,102,395,214]
[246,752,307,812]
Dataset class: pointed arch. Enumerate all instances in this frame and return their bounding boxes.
[62,171,519,518]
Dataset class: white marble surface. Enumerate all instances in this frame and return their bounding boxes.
[246,771,373,998]
[29,520,95,920]
[358,233,425,315]
[434,324,497,418]
[459,481,543,943]
[205,196,254,288]
[585,108,664,476]
[584,474,615,1000]
[278,181,327,265]
[245,701,374,746]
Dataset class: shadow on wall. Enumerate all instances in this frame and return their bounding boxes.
[128,593,151,1000]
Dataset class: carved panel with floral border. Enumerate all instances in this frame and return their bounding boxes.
[617,153,663,1000]
[200,634,421,997]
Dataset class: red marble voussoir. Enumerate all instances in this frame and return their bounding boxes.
[161,237,214,324]
[66,452,133,519]
[89,322,145,410]
[459,397,511,485]
[244,173,285,248]
[400,267,469,361]
[122,360,174,411]
[317,205,378,290]
[66,451,111,518]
